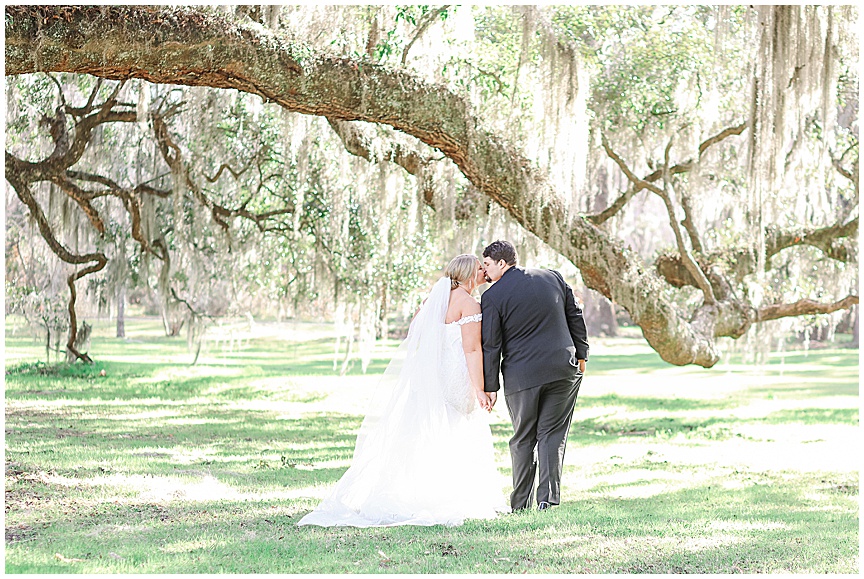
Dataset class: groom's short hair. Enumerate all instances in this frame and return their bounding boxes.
[483,240,518,266]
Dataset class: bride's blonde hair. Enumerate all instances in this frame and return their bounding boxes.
[445,254,479,290]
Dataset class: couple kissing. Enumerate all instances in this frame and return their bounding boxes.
[299,240,589,527]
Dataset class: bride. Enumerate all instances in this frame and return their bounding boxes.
[298,254,507,527]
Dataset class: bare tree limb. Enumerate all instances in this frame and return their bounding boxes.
[5,168,107,363]
[47,174,107,233]
[601,134,665,196]
[66,170,171,198]
[603,134,714,296]
[587,184,639,225]
[658,137,716,304]
[591,122,749,223]
[401,5,450,66]
[65,171,162,253]
[170,287,215,320]
[679,189,704,254]
[766,218,858,263]
[757,295,859,322]
[151,113,293,234]
[698,122,749,157]
[203,150,261,183]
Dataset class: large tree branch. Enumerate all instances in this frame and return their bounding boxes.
[3,5,835,367]
[766,218,859,263]
[657,215,859,290]
[757,295,859,323]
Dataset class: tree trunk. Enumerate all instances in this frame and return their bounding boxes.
[377,286,388,340]
[116,284,126,338]
[66,321,92,363]
[582,288,618,337]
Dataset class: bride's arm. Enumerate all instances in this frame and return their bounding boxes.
[460,306,490,411]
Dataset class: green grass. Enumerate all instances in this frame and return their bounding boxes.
[4,317,859,573]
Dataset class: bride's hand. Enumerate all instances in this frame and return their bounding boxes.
[475,390,491,412]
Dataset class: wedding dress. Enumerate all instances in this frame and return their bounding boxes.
[298,277,507,527]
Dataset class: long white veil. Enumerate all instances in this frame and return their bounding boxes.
[352,276,451,460]
[298,276,504,527]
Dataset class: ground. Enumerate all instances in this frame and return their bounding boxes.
[3,316,859,573]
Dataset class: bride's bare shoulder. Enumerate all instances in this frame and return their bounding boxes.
[444,289,479,324]
[452,291,480,315]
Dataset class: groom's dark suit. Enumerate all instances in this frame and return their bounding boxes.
[481,266,589,510]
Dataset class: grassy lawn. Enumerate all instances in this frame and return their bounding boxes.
[4,316,859,573]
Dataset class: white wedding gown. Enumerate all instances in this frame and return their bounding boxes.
[298,277,507,527]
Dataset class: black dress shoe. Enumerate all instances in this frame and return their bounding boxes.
[537,501,551,511]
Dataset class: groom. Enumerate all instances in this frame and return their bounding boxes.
[480,240,589,512]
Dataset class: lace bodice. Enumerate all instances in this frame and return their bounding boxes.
[441,313,482,415]
[447,313,482,326]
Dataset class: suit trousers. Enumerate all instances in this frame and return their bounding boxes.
[504,374,582,510]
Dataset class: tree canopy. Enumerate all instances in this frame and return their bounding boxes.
[4,5,858,366]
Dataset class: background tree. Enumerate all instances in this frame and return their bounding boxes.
[5,5,858,366]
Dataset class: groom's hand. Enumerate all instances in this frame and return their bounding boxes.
[475,390,491,411]
[578,359,586,373]
[488,391,497,408]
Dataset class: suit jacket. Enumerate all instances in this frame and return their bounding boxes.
[481,266,589,394]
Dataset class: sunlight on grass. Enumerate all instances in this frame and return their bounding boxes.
[105,409,184,421]
[709,520,789,531]
[675,535,743,552]
[134,365,247,384]
[50,472,241,502]
[160,539,225,554]
[35,468,328,505]
[5,318,858,573]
